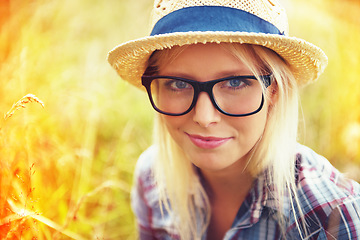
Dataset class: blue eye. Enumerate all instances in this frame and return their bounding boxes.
[222,78,247,89]
[228,79,242,87]
[163,79,192,92]
[173,80,189,89]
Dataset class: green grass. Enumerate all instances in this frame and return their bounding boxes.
[0,0,359,239]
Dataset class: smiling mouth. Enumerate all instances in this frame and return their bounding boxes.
[186,133,232,149]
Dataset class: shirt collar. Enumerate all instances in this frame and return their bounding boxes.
[231,170,291,229]
[195,166,289,229]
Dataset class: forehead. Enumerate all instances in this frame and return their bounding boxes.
[158,43,259,79]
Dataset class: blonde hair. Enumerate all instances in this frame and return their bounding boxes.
[147,43,305,239]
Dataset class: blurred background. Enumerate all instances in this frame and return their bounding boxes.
[0,0,359,239]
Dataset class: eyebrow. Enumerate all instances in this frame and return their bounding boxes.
[158,69,255,81]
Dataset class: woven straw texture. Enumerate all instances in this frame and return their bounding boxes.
[107,0,328,89]
[151,0,289,35]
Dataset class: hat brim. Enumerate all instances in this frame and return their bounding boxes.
[107,31,328,89]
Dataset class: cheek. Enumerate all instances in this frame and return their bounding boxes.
[162,115,181,129]
[231,105,268,140]
[161,115,188,138]
[162,115,194,151]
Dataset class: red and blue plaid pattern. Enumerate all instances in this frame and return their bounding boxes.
[131,144,360,239]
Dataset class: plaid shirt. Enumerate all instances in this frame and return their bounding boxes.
[131,144,360,239]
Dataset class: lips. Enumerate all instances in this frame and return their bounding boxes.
[186,133,232,149]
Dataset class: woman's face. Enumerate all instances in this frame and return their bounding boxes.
[158,43,271,174]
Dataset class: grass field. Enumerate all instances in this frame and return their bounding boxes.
[0,0,359,239]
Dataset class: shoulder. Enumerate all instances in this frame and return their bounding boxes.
[131,146,178,238]
[132,145,158,206]
[295,143,360,199]
[291,144,360,239]
[134,145,158,176]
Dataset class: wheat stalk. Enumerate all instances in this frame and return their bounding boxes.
[4,94,45,121]
[4,199,86,240]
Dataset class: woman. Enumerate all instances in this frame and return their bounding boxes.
[107,0,360,239]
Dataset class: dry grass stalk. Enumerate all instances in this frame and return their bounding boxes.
[63,180,131,231]
[5,199,86,240]
[4,94,45,121]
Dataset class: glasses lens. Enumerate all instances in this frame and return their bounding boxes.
[213,77,263,115]
[150,78,194,115]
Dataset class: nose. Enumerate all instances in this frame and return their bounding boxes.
[192,92,221,127]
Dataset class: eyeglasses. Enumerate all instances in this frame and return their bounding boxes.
[141,74,272,117]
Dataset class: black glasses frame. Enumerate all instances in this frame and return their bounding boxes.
[141,75,272,117]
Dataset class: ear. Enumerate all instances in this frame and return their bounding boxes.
[267,81,278,106]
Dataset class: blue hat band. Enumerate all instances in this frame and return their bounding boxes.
[150,6,284,36]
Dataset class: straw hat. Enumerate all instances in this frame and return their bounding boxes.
[107,0,328,89]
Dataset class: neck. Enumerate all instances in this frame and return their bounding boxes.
[200,161,254,204]
[200,161,255,240]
